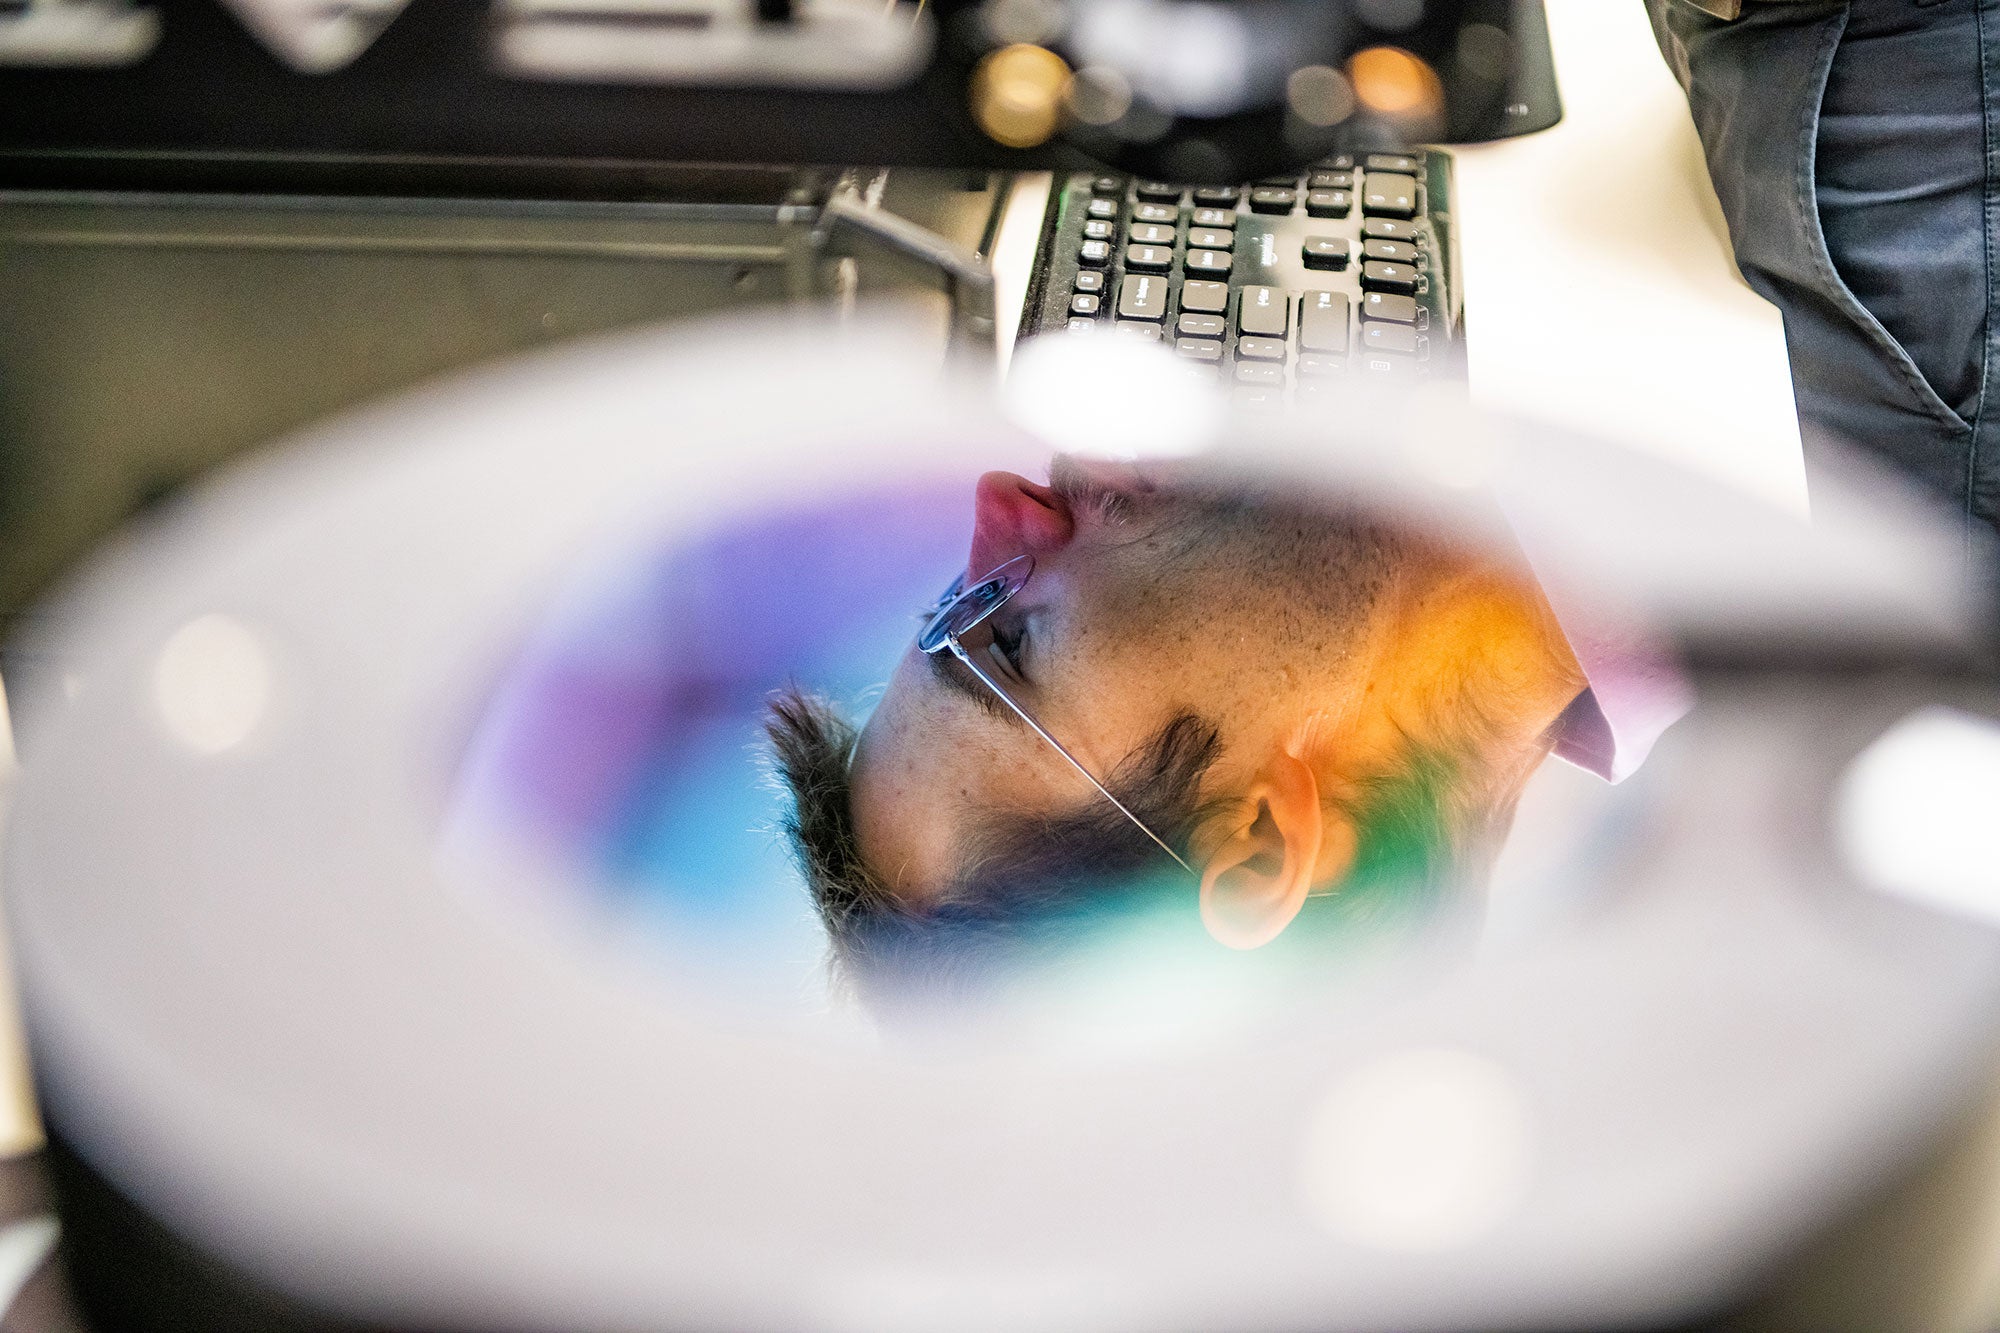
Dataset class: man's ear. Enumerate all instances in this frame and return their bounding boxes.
[1198,751,1357,949]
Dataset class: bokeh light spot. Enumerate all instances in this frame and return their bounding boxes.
[153,614,273,755]
[1286,64,1356,128]
[1350,45,1444,118]
[972,43,1073,148]
[1301,1048,1533,1252]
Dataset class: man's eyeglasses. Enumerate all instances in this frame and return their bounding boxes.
[918,556,1195,874]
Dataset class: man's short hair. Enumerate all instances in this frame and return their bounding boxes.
[764,688,1225,1008]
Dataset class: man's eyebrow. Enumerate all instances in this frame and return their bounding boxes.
[926,647,1026,729]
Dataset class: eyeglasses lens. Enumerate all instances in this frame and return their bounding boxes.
[919,556,1033,654]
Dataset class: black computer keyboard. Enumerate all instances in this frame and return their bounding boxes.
[1020,152,1465,407]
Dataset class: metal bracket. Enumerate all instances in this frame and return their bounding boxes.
[811,177,1000,371]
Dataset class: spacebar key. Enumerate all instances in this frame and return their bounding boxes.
[1117,272,1169,321]
[1299,291,1349,353]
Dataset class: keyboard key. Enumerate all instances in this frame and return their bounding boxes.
[1070,292,1101,316]
[1193,185,1241,205]
[1295,380,1339,409]
[1186,249,1233,275]
[1237,335,1287,361]
[1256,174,1301,186]
[1073,269,1105,294]
[1234,361,1285,386]
[1299,290,1349,353]
[1134,202,1178,223]
[1116,320,1163,340]
[1083,218,1115,241]
[1086,197,1118,220]
[1363,323,1419,354]
[1079,239,1111,265]
[1362,173,1418,218]
[1360,260,1418,294]
[1360,217,1419,241]
[1117,272,1170,320]
[1323,153,1355,169]
[1136,181,1183,202]
[1188,227,1233,250]
[1177,312,1226,338]
[1180,280,1230,313]
[1302,236,1348,270]
[1191,208,1237,229]
[1091,175,1124,194]
[1067,317,1098,333]
[1366,153,1421,173]
[1297,353,1346,377]
[1308,170,1354,190]
[1361,353,1416,381]
[1362,291,1419,323]
[1125,243,1173,271]
[1177,338,1223,362]
[1128,223,1175,245]
[1362,237,1418,264]
[1249,187,1297,214]
[1238,285,1288,337]
[1233,386,1284,412]
[1306,189,1351,218]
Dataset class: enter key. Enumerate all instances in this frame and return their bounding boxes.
[1299,291,1350,355]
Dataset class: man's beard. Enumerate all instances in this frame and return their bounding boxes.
[1046,451,1367,566]
[1045,450,1405,648]
[1045,452,1266,543]
[1044,453,1140,526]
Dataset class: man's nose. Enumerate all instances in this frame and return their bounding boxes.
[968,471,1074,577]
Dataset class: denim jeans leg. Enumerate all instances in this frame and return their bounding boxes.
[1645,0,1998,540]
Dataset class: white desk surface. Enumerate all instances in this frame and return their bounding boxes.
[1453,0,1806,515]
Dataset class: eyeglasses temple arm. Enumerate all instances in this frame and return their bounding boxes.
[948,639,1197,875]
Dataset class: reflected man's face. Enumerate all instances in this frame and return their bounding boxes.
[844,457,1589,953]
[850,459,1236,907]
